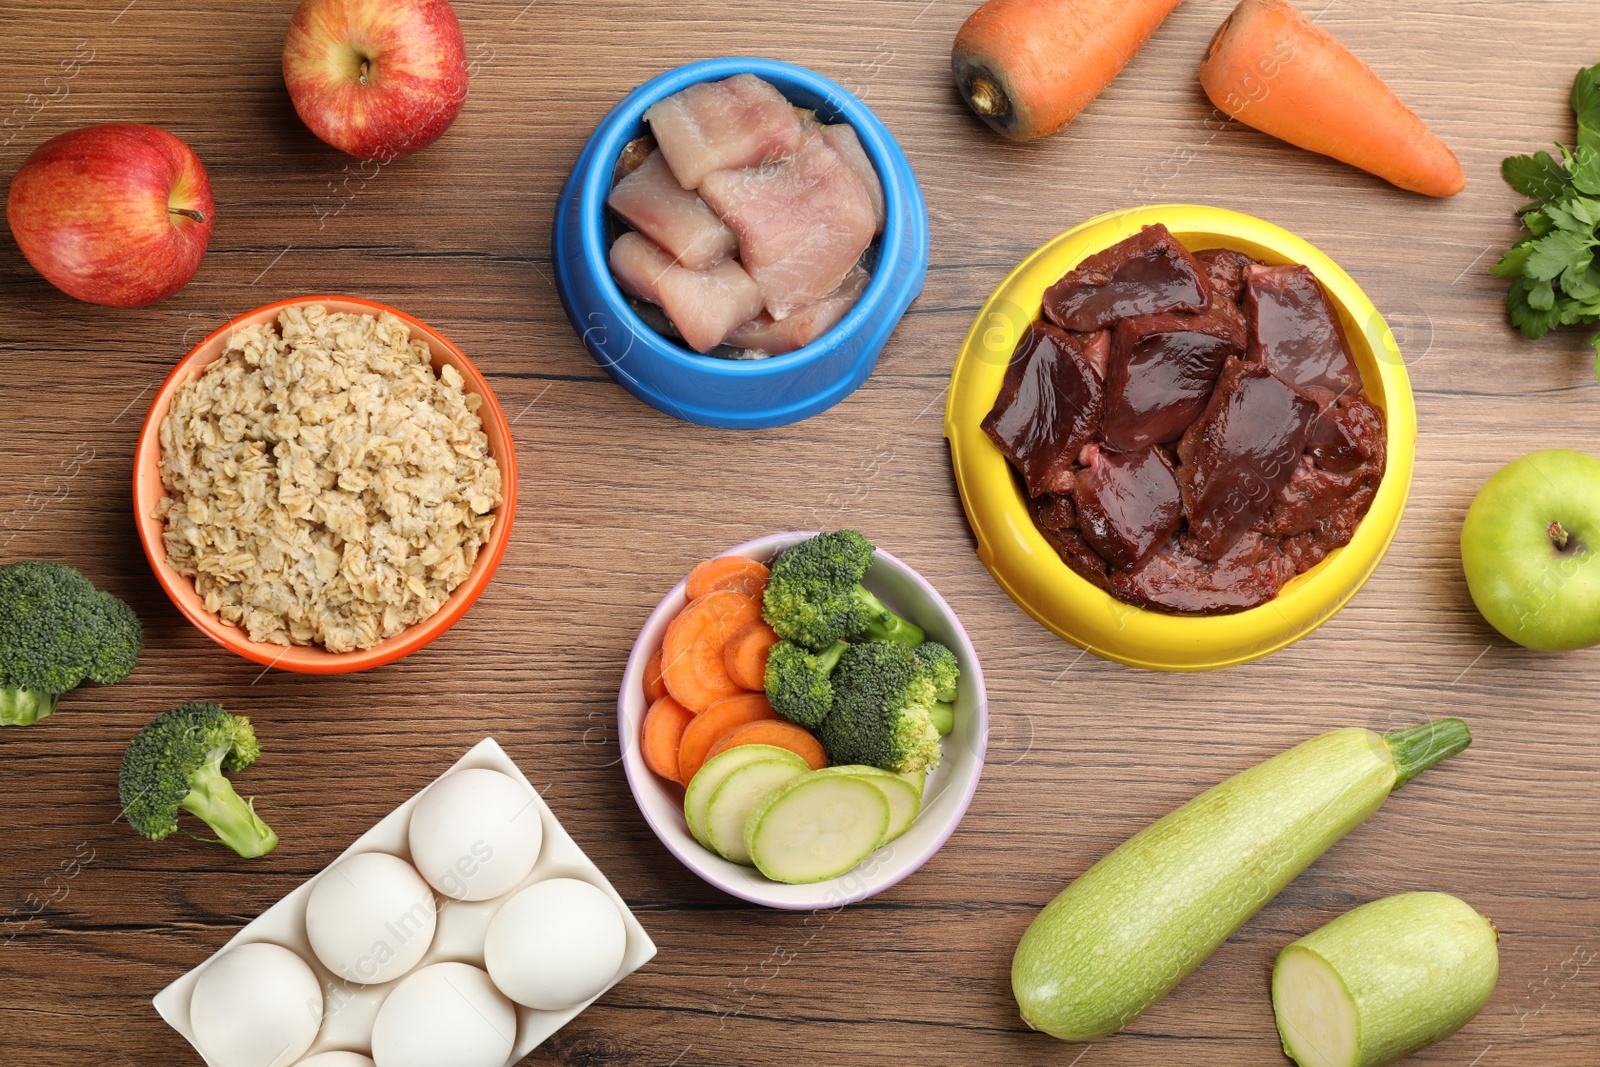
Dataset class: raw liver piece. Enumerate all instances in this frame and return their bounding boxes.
[1041,224,1209,332]
[1033,493,1111,590]
[726,266,869,355]
[644,74,805,190]
[1100,293,1247,451]
[1256,455,1378,539]
[1243,264,1361,394]
[700,136,876,317]
[608,232,765,353]
[1193,248,1260,304]
[1073,444,1183,571]
[1176,358,1319,560]
[607,150,739,270]
[1077,330,1111,382]
[1306,390,1386,473]
[1109,530,1296,615]
[821,123,885,234]
[982,322,1105,498]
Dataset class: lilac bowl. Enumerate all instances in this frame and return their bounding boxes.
[618,532,989,909]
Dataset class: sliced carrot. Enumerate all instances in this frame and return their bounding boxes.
[723,620,780,692]
[640,696,695,784]
[676,692,777,784]
[685,555,770,601]
[952,0,1186,141]
[707,720,829,771]
[643,648,668,705]
[1199,0,1464,197]
[661,590,762,713]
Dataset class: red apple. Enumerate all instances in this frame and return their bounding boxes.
[5,123,213,307]
[283,0,469,162]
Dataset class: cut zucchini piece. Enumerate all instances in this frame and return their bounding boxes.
[1273,892,1499,1067]
[745,772,890,884]
[813,766,921,843]
[683,744,806,849]
[705,758,807,865]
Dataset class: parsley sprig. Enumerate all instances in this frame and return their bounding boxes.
[1492,63,1600,377]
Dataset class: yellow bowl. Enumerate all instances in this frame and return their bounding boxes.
[944,205,1417,672]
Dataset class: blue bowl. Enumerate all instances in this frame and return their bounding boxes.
[552,57,930,429]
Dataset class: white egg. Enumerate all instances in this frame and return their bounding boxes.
[483,878,627,1010]
[295,1055,375,1067]
[189,942,322,1067]
[407,768,542,901]
[304,852,437,985]
[369,962,516,1067]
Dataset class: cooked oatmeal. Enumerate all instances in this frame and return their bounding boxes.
[156,304,503,653]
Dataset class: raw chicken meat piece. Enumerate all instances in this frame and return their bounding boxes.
[1042,224,1209,332]
[608,232,765,354]
[644,74,805,190]
[981,321,1104,498]
[700,135,875,317]
[1176,357,1318,560]
[607,150,738,271]
[726,267,869,355]
[821,123,885,234]
[1109,530,1296,616]
[1243,264,1361,394]
[1100,292,1247,451]
[1073,444,1184,571]
[1193,248,1260,304]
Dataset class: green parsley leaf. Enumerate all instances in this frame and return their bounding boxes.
[1574,63,1600,155]
[1502,150,1571,200]
[1508,279,1562,338]
[1491,239,1537,278]
[1570,144,1600,195]
[1526,231,1594,282]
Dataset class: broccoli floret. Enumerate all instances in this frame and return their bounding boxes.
[119,702,278,858]
[762,531,925,651]
[0,561,143,726]
[819,640,960,774]
[765,639,848,728]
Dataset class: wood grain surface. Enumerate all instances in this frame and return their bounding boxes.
[2,1,1597,1065]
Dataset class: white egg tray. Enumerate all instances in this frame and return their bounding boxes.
[153,738,657,1066]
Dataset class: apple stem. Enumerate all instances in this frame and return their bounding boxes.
[169,207,206,224]
[359,58,371,86]
[1549,521,1571,552]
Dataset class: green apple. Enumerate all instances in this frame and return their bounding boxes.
[1461,449,1600,651]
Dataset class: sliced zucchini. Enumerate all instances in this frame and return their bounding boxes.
[705,759,807,865]
[683,744,806,849]
[813,766,922,843]
[745,772,890,884]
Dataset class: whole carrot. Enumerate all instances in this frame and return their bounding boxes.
[953,0,1187,141]
[1199,0,1464,196]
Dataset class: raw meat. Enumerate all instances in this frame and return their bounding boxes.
[608,232,765,353]
[981,322,1105,498]
[1100,292,1247,451]
[1306,390,1386,473]
[607,150,738,270]
[700,135,875,317]
[1193,248,1259,304]
[821,123,885,234]
[1109,531,1297,616]
[1243,264,1361,394]
[1077,330,1111,382]
[644,74,805,190]
[1073,444,1184,571]
[726,267,870,355]
[1033,493,1111,590]
[1176,358,1319,560]
[1042,224,1209,332]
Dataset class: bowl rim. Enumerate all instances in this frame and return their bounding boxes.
[617,531,990,910]
[944,205,1418,672]
[573,56,914,378]
[131,294,519,675]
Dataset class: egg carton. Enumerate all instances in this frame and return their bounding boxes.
[153,738,657,1066]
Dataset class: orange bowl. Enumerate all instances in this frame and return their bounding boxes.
[132,296,518,674]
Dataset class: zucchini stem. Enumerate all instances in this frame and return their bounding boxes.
[1384,718,1471,789]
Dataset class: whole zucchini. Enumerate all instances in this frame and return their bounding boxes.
[1011,720,1472,1041]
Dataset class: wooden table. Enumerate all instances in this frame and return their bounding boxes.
[2,1,1597,1064]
